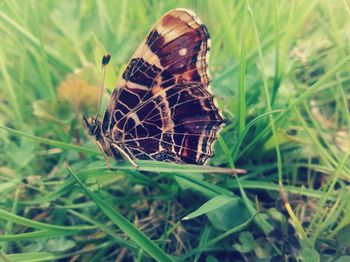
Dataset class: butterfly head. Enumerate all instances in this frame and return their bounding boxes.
[83,115,101,136]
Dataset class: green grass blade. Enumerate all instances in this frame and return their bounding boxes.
[238,0,248,134]
[0,208,95,231]
[238,54,350,158]
[271,0,280,105]
[0,11,72,71]
[67,167,174,262]
[6,252,56,262]
[0,125,98,155]
[232,110,281,160]
[182,195,238,220]
[180,213,258,259]
[0,230,77,242]
[0,51,23,124]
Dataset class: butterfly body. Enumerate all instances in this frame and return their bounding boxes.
[86,9,224,165]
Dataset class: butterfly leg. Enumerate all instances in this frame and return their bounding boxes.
[96,141,111,169]
[111,143,139,168]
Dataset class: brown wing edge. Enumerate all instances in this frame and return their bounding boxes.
[167,9,225,165]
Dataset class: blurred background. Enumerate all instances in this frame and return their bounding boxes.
[0,0,350,261]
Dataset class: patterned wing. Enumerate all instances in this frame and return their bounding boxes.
[118,83,224,164]
[101,9,224,164]
[124,8,211,89]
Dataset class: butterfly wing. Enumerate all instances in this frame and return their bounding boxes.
[124,8,211,89]
[102,9,224,164]
[120,83,224,164]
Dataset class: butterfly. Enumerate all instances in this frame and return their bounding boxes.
[84,8,224,168]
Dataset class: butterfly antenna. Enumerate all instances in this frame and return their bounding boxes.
[95,53,111,120]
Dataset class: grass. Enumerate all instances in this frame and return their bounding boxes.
[1,0,350,261]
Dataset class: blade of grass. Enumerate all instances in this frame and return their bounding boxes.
[218,136,234,168]
[67,209,138,251]
[336,73,350,143]
[21,165,225,208]
[0,208,95,231]
[232,110,282,160]
[248,3,307,241]
[194,225,212,262]
[0,230,77,242]
[0,51,23,124]
[0,125,98,155]
[0,251,11,262]
[114,161,246,174]
[180,212,259,259]
[219,124,274,234]
[5,252,56,262]
[238,0,248,134]
[229,180,337,200]
[294,108,349,176]
[173,172,233,197]
[271,0,280,105]
[248,3,282,182]
[214,0,241,58]
[1,187,19,252]
[237,54,350,159]
[67,167,174,262]
[309,150,350,246]
[301,102,344,167]
[0,10,72,71]
[182,195,237,220]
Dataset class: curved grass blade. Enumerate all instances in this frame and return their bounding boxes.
[67,167,174,262]
[0,208,95,231]
[182,195,238,220]
[0,11,72,71]
[231,110,281,160]
[0,125,98,155]
[0,230,77,242]
[111,160,246,174]
[181,213,259,260]
[238,54,350,158]
[20,163,239,206]
[6,252,56,262]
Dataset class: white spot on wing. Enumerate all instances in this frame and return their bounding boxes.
[179,48,187,56]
